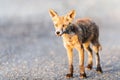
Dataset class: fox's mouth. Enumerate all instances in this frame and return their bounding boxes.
[56,32,64,36]
[55,30,63,36]
[55,25,72,36]
[55,30,68,36]
[59,32,64,36]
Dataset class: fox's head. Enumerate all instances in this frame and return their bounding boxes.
[49,9,76,36]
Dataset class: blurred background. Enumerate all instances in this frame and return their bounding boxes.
[0,0,120,80]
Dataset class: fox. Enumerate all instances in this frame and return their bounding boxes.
[49,9,103,78]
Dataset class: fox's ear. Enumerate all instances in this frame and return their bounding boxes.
[66,10,76,19]
[49,9,58,18]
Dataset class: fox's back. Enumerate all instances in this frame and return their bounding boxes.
[77,18,99,43]
[66,18,99,43]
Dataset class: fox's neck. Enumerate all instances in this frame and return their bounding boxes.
[62,33,78,41]
[62,33,80,47]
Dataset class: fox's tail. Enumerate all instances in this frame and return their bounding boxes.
[99,44,102,51]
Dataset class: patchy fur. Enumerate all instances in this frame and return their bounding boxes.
[49,9,103,78]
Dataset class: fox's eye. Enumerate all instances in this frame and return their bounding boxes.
[66,18,69,21]
[55,24,58,27]
[63,24,65,27]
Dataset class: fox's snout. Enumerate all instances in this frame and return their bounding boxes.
[55,30,63,36]
[56,31,60,35]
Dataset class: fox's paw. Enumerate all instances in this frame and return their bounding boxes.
[79,73,87,79]
[96,66,103,73]
[66,73,73,78]
[86,64,92,70]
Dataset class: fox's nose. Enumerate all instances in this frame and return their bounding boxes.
[56,31,60,35]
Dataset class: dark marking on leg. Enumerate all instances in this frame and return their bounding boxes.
[86,46,93,70]
[66,65,73,78]
[79,66,86,78]
[96,66,103,73]
[95,52,103,73]
[86,64,92,70]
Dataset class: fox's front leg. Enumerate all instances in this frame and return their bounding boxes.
[64,45,73,78]
[76,44,86,78]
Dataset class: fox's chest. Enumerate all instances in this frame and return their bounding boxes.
[62,34,80,47]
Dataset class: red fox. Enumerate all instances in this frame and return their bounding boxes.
[49,9,102,78]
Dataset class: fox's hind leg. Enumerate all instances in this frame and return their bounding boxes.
[83,42,93,70]
[92,39,103,73]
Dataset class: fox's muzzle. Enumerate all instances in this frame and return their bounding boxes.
[55,30,64,36]
[55,24,73,36]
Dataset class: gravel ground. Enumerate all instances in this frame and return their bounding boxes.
[0,0,120,80]
[0,20,120,80]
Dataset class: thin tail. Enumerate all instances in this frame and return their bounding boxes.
[99,45,102,51]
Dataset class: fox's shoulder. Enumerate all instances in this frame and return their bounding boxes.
[76,18,91,22]
[75,18,93,24]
